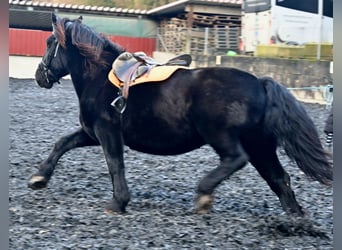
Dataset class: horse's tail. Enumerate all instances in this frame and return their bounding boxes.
[260,76,332,186]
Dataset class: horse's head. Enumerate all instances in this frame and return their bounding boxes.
[35,13,82,88]
[36,13,125,89]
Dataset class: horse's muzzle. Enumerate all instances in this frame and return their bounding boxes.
[35,63,55,89]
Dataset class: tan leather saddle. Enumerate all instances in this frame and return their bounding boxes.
[109,52,192,98]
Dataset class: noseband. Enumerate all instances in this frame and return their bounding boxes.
[40,40,61,84]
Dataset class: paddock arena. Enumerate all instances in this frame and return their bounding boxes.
[9,76,333,249]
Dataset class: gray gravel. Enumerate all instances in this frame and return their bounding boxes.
[9,77,333,249]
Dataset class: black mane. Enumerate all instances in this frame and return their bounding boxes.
[54,16,125,73]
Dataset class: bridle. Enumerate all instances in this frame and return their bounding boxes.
[40,20,75,84]
[40,38,61,84]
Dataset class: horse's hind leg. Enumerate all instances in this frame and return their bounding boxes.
[245,138,304,216]
[28,128,99,189]
[196,136,248,214]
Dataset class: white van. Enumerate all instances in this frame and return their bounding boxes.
[240,0,333,54]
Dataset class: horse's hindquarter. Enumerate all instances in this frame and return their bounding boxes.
[189,67,266,128]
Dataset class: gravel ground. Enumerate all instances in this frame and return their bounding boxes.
[9,77,333,249]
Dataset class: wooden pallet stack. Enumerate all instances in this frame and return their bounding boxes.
[192,14,216,26]
[214,15,241,26]
[157,13,241,55]
[158,18,187,53]
[192,13,241,54]
[188,27,215,55]
[214,25,240,52]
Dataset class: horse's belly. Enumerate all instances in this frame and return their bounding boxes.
[123,129,205,155]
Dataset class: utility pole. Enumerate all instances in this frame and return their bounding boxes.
[317,0,323,60]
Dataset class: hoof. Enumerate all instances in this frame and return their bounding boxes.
[104,199,126,215]
[104,208,122,215]
[28,175,48,190]
[286,207,305,217]
[195,194,213,214]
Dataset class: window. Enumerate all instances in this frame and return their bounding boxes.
[323,0,333,18]
[275,0,318,14]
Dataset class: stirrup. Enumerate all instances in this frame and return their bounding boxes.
[111,95,127,114]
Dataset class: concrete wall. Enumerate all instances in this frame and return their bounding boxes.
[9,56,41,79]
[192,55,333,104]
[9,56,71,79]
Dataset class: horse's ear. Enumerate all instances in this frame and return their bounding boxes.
[78,16,83,21]
[52,13,58,25]
[51,13,66,47]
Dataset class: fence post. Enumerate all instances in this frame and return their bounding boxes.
[204,27,209,56]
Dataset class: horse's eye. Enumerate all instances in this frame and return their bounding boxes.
[46,37,56,47]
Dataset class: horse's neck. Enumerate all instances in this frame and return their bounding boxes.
[69,63,110,99]
[67,47,119,98]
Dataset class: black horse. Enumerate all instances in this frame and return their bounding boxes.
[30,13,332,216]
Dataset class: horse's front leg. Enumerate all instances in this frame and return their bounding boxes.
[28,127,99,189]
[94,122,130,214]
